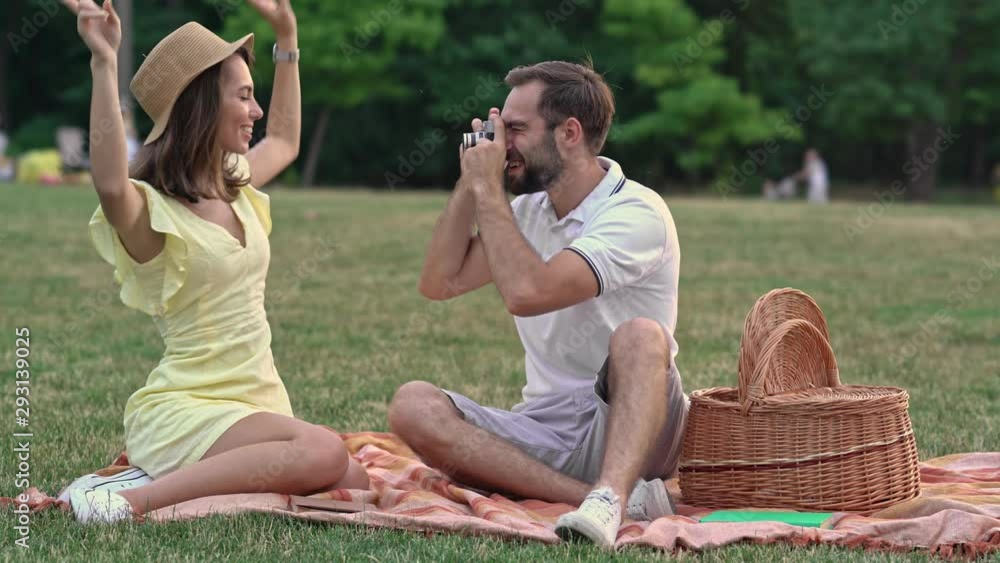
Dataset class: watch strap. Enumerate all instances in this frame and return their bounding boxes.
[272,44,300,63]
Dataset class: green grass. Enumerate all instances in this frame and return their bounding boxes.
[1,184,998,561]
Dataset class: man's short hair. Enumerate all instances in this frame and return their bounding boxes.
[505,60,615,155]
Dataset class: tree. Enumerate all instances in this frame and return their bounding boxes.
[602,0,796,188]
[785,0,1000,200]
[221,0,447,185]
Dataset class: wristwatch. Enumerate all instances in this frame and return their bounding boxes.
[273,44,300,63]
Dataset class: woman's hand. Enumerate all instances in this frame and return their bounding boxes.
[62,0,121,64]
[247,0,297,40]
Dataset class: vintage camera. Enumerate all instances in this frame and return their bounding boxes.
[462,120,495,150]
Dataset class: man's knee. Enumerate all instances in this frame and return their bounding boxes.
[610,317,670,360]
[388,381,458,446]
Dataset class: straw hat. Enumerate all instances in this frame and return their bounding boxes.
[130,22,254,145]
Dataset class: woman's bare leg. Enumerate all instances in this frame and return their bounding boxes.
[201,417,370,493]
[117,413,367,514]
[332,458,371,490]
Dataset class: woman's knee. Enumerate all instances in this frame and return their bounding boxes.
[334,459,370,490]
[288,426,350,490]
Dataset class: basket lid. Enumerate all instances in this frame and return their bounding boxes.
[738,289,833,404]
[740,319,840,414]
[692,384,908,414]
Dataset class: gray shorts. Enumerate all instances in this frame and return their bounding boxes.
[442,360,689,484]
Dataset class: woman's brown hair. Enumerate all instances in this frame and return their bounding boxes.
[129,48,254,203]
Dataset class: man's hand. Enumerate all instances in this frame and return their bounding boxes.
[460,107,506,197]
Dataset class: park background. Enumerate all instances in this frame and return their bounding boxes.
[4,0,1000,200]
[2,0,999,561]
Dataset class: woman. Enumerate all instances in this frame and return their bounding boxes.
[63,0,369,523]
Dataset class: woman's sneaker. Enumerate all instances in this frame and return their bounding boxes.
[57,467,152,504]
[70,488,134,523]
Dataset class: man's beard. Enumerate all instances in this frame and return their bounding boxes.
[504,132,565,196]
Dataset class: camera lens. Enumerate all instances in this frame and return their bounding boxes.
[462,131,484,150]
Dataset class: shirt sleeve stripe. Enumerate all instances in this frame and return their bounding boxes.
[566,246,604,297]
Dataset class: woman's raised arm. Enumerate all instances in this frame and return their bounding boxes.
[245,0,300,187]
[63,0,163,262]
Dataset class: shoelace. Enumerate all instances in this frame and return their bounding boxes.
[578,490,619,524]
[626,482,645,518]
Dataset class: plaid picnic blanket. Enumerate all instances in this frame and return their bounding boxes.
[7,432,999,558]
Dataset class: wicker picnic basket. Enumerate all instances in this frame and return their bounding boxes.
[678,288,920,515]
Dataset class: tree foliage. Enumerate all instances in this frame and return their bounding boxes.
[4,0,1000,197]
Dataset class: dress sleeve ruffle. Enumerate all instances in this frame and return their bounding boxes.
[242,183,272,237]
[229,153,271,236]
[88,180,189,316]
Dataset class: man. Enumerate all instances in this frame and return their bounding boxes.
[388,61,688,548]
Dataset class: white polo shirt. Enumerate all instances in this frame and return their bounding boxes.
[510,157,681,405]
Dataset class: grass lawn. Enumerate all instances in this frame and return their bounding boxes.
[1,184,997,561]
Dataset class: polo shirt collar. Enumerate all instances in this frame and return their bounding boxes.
[539,157,626,225]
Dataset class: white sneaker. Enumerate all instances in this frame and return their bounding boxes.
[70,488,134,523]
[626,478,675,521]
[554,487,622,549]
[58,467,152,504]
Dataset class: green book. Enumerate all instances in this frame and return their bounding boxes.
[699,510,833,528]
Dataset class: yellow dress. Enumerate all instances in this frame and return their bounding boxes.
[88,156,293,479]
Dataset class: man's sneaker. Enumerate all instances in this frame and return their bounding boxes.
[554,487,622,549]
[57,467,152,504]
[626,478,676,521]
[70,488,134,523]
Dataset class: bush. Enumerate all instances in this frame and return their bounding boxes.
[9,116,65,156]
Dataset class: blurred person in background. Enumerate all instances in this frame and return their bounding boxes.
[992,163,1000,203]
[763,176,797,200]
[799,148,829,203]
[0,114,13,181]
[122,105,140,163]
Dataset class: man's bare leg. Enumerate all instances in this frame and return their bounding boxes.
[388,381,591,505]
[551,317,673,546]
[591,318,671,510]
